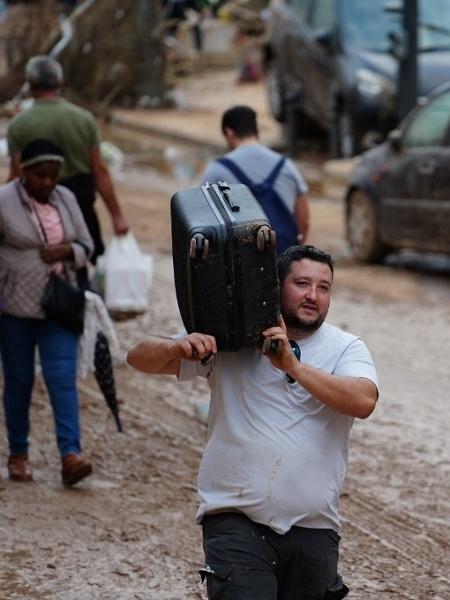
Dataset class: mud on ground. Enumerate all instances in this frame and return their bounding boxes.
[1,162,449,599]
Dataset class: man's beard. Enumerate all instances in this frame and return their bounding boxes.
[283,309,326,333]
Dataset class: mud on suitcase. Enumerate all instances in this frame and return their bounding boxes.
[171,182,280,352]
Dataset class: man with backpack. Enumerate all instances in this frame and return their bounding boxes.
[201,105,309,253]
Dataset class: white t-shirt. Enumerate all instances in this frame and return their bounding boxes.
[179,322,378,534]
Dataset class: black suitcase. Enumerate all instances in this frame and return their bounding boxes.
[171,182,280,352]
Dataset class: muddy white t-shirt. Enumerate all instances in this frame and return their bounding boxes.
[179,322,378,534]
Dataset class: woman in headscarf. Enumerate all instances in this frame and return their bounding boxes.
[0,138,94,485]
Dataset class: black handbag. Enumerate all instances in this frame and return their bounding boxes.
[42,271,85,335]
[20,181,86,335]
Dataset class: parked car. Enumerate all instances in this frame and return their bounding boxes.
[345,81,450,262]
[264,0,450,156]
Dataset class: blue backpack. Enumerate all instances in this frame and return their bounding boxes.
[216,156,298,253]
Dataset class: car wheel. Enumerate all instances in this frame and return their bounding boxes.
[346,190,387,263]
[266,64,285,122]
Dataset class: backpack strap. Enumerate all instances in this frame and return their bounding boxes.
[216,155,296,253]
[215,157,254,187]
[216,156,286,191]
[261,156,286,189]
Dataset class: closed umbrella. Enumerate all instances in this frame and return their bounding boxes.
[94,331,123,432]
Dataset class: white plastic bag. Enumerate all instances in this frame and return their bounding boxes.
[97,233,153,313]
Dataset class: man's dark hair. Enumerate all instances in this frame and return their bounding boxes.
[221,105,258,138]
[25,55,63,91]
[277,245,334,285]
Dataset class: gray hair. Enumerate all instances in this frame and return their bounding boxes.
[25,55,63,91]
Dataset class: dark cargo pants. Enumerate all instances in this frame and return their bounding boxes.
[201,513,349,600]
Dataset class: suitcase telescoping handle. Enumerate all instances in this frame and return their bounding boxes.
[217,181,240,212]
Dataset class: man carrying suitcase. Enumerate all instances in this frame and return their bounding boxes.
[127,244,379,600]
[201,105,310,253]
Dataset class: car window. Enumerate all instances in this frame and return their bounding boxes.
[309,0,335,31]
[340,0,401,51]
[340,0,450,53]
[419,0,450,51]
[290,0,310,19]
[403,91,450,148]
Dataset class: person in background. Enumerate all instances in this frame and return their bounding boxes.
[0,139,94,485]
[6,55,129,272]
[162,0,203,52]
[127,244,378,599]
[201,104,310,253]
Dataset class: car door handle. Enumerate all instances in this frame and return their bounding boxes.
[417,160,436,175]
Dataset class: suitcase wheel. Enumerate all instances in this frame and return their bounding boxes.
[256,226,276,252]
[189,233,210,259]
[262,337,281,356]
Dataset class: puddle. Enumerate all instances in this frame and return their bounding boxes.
[102,122,215,183]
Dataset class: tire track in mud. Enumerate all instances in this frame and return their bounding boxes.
[341,484,450,598]
[79,377,204,452]
[78,359,208,443]
[343,485,450,566]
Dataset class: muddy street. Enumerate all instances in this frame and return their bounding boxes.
[1,136,450,600]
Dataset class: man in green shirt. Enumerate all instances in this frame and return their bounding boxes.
[7,55,129,264]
